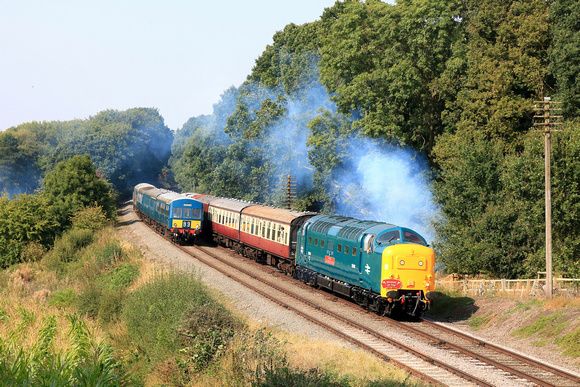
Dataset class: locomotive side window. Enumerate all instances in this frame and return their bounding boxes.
[308,236,312,245]
[327,241,334,251]
[321,240,325,248]
[345,245,349,255]
[337,244,342,253]
[174,207,182,218]
[352,247,357,256]
[314,238,318,246]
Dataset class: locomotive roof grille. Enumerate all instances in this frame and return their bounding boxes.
[337,226,365,241]
[310,220,335,234]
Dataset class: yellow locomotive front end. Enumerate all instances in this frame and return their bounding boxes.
[380,243,436,316]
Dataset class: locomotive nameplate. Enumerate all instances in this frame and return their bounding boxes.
[381,279,402,289]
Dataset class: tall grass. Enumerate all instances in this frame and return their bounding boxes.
[2,223,427,386]
[0,309,127,385]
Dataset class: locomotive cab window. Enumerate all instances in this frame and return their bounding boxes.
[192,208,200,219]
[377,230,400,244]
[403,231,424,245]
[173,207,183,218]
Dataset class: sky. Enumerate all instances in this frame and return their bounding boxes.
[1,0,341,131]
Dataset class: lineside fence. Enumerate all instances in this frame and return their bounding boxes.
[436,273,580,298]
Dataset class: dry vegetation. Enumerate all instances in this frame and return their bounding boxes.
[0,226,427,386]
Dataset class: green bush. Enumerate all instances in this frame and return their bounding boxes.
[49,288,76,308]
[122,271,239,369]
[178,298,241,371]
[77,281,126,323]
[70,205,110,231]
[100,263,139,290]
[43,229,95,270]
[94,241,124,267]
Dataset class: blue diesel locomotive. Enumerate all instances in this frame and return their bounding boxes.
[295,214,435,318]
[133,183,203,243]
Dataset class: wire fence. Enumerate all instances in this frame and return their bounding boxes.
[436,274,580,298]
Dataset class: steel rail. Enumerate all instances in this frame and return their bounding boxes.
[420,318,580,386]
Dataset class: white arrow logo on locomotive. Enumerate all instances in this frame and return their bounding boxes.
[365,264,371,275]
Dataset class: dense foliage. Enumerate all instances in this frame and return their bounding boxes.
[169,0,580,278]
[0,156,116,269]
[2,0,580,278]
[0,108,172,198]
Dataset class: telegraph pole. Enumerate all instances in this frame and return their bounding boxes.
[533,97,562,298]
[284,175,296,209]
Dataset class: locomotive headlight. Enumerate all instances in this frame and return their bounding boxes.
[399,260,405,266]
[418,260,424,266]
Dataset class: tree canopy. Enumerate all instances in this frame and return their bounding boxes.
[4,0,580,278]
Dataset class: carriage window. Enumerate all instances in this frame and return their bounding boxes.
[173,207,182,218]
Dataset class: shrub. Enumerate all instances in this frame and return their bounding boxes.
[94,241,124,267]
[100,263,139,290]
[178,298,242,372]
[70,205,110,231]
[43,229,95,270]
[122,271,237,368]
[49,288,77,308]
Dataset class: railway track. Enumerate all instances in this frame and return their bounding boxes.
[398,319,580,387]
[133,207,580,386]
[183,243,485,386]
[194,242,580,387]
